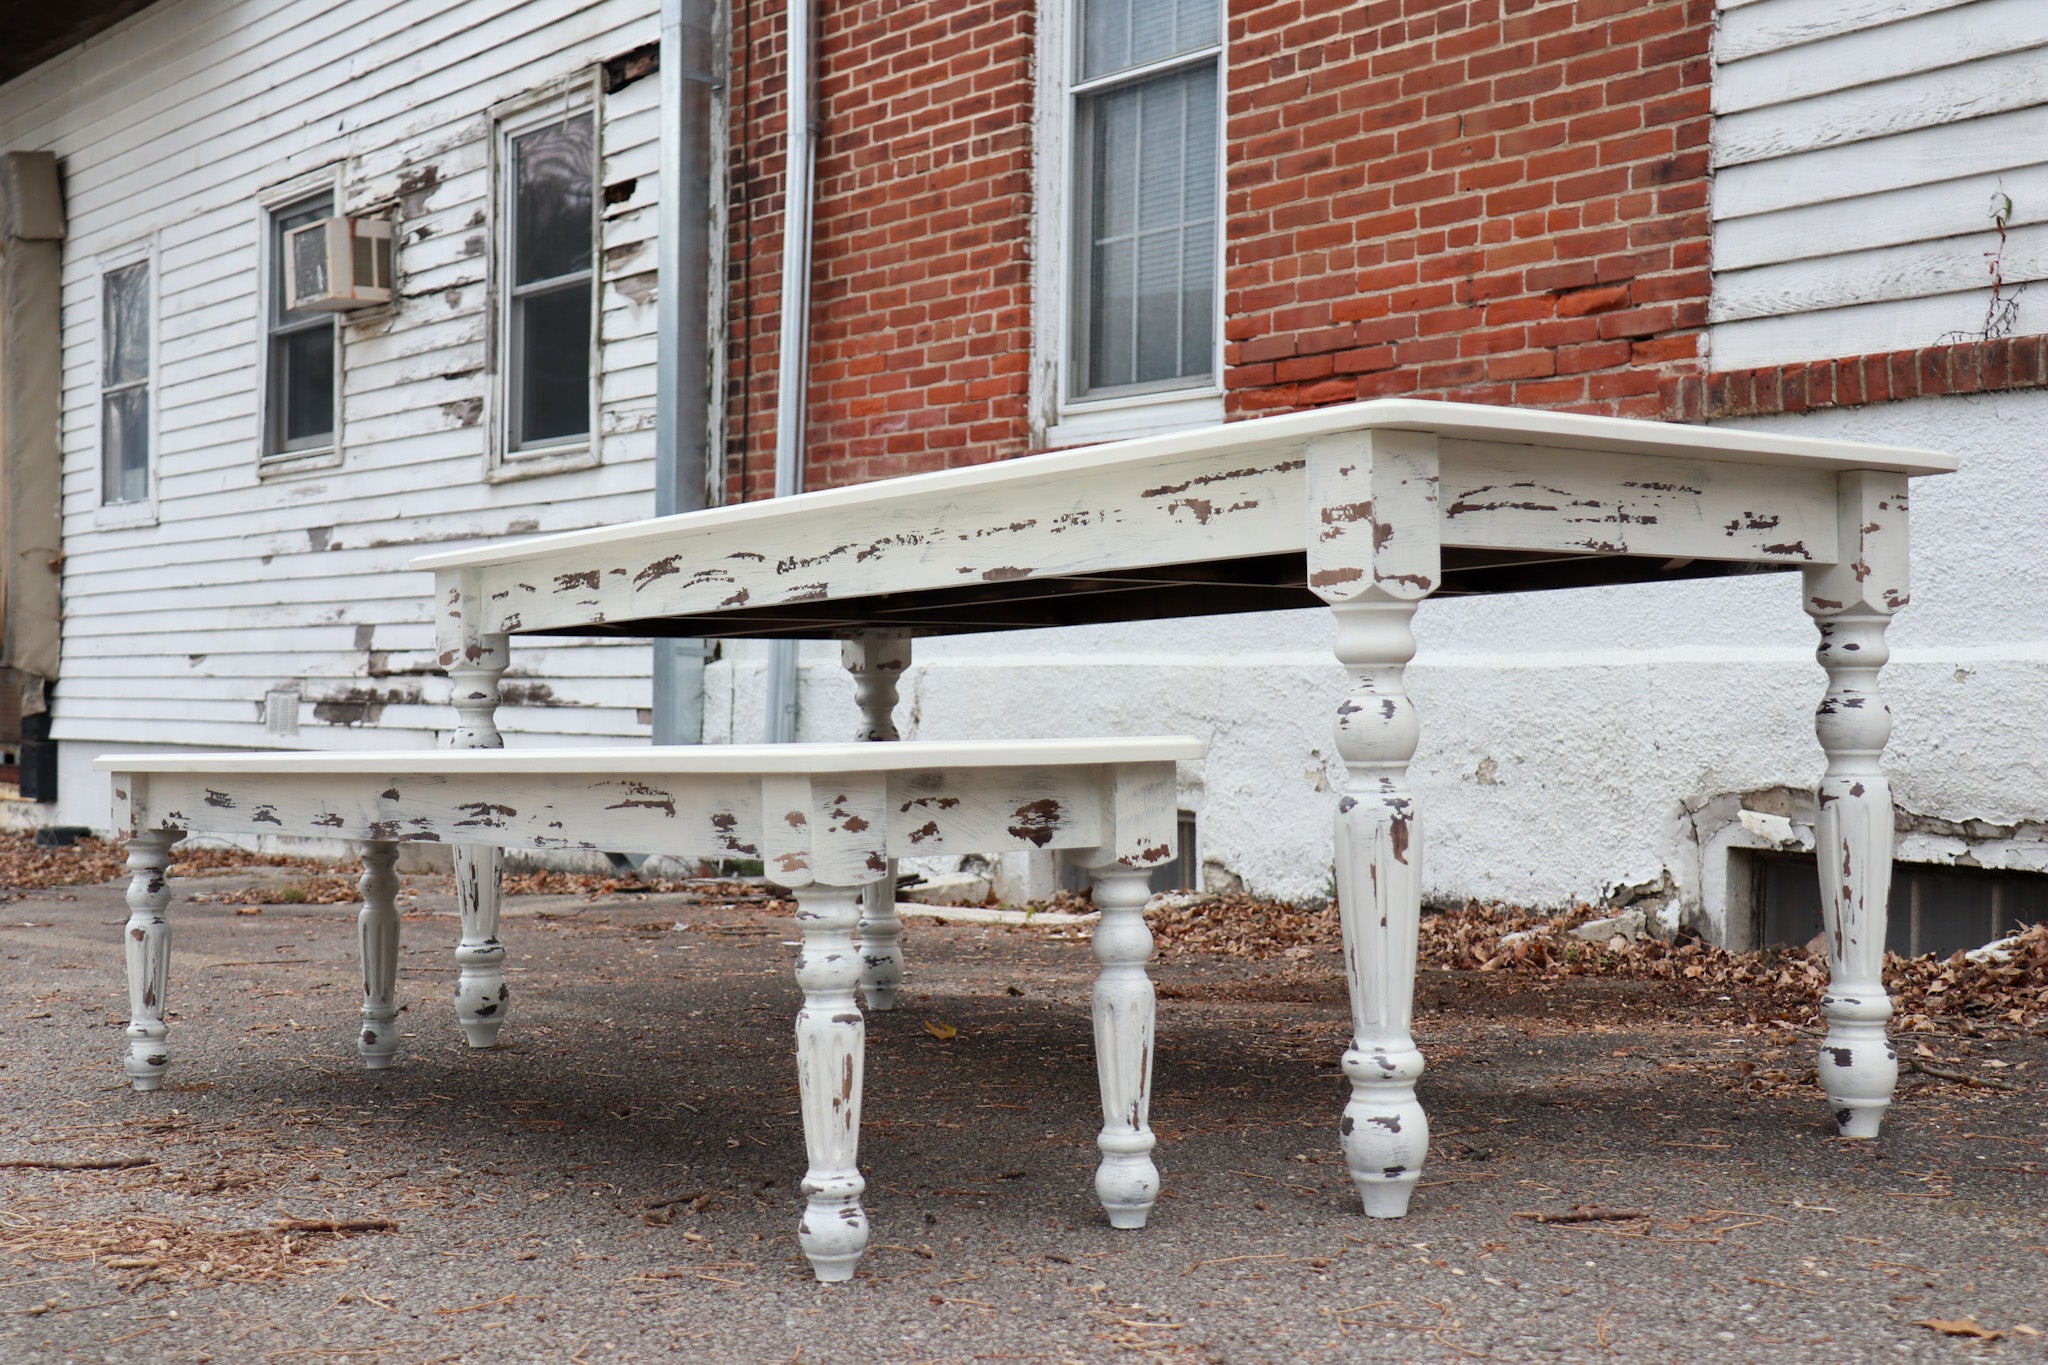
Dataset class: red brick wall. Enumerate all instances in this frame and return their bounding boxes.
[724,0,1036,501]
[1223,0,1715,420]
[724,0,2032,497]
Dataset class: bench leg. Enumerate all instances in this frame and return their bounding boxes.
[793,884,869,1282]
[453,849,508,1049]
[449,634,509,1048]
[844,632,911,1011]
[1331,597,1430,1218]
[357,843,402,1070]
[1089,865,1159,1228]
[122,831,182,1090]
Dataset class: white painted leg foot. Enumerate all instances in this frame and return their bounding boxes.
[357,843,401,1070]
[857,879,903,1011]
[794,885,869,1282]
[1811,608,1900,1137]
[1090,866,1159,1228]
[1332,598,1430,1218]
[453,846,507,1049]
[122,831,181,1091]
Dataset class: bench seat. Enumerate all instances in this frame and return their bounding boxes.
[97,737,1199,1281]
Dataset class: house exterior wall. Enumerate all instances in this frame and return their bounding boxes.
[706,0,2048,931]
[0,0,670,830]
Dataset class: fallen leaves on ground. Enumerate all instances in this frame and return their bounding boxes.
[1914,1318,2005,1340]
[0,833,338,892]
[0,1212,394,1289]
[1144,895,2048,1031]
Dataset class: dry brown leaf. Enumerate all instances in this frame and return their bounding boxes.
[1914,1318,2004,1340]
[922,1019,958,1041]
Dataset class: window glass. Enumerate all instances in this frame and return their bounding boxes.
[267,192,337,455]
[506,112,595,449]
[1082,0,1219,81]
[1082,63,1217,392]
[513,119,595,284]
[101,261,150,504]
[103,262,149,387]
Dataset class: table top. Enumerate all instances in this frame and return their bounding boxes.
[96,737,1206,776]
[415,400,1954,642]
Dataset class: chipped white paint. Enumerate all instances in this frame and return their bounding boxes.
[844,631,911,1010]
[121,831,180,1091]
[1802,471,1909,1136]
[101,738,1191,1281]
[791,884,868,1281]
[1084,869,1160,1228]
[449,632,511,1048]
[412,399,1950,1214]
[356,842,402,1070]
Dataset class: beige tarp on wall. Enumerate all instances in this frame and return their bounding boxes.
[0,150,64,729]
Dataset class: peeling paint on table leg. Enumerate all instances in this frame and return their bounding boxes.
[1808,608,1900,1137]
[1331,596,1430,1218]
[356,842,401,1070]
[122,830,182,1091]
[1088,865,1160,1229]
[448,633,509,1048]
[845,631,911,1010]
[793,884,869,1282]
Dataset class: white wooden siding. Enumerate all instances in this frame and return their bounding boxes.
[0,0,667,752]
[1711,0,2048,370]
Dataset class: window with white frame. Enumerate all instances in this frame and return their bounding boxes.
[1068,0,1220,402]
[498,107,597,455]
[99,259,151,505]
[265,191,338,457]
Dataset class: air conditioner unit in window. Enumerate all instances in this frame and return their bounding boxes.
[283,216,393,311]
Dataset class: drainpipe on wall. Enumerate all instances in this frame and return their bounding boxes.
[650,0,719,745]
[763,0,817,744]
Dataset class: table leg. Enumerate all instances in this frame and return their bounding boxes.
[449,635,509,1048]
[844,632,911,1010]
[793,883,869,1282]
[1807,606,1900,1137]
[123,831,182,1091]
[1089,865,1159,1228]
[357,842,401,1070]
[1331,597,1430,1217]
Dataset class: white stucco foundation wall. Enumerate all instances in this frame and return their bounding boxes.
[701,389,2048,937]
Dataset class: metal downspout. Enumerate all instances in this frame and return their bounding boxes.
[652,0,718,745]
[763,0,816,743]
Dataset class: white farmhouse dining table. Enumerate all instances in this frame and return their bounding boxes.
[412,398,1955,1218]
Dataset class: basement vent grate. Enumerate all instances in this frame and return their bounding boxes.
[1061,810,1199,896]
[1753,852,2048,958]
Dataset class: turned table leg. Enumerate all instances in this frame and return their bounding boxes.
[1801,473,1909,1138]
[357,843,402,1070]
[1332,597,1430,1216]
[1089,865,1159,1228]
[844,632,911,1010]
[122,831,182,1090]
[449,635,510,1048]
[793,884,869,1282]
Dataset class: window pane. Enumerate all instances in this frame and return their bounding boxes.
[514,116,594,285]
[516,282,591,444]
[274,195,333,324]
[102,386,148,503]
[273,324,335,448]
[1081,0,1219,80]
[103,262,149,386]
[1079,63,1216,393]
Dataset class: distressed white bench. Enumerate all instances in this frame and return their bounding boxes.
[98,738,1197,1281]
[414,397,1958,1219]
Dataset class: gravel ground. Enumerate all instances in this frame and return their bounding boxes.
[0,866,2042,1364]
